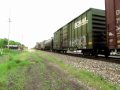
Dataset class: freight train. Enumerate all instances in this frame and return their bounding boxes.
[35,0,120,57]
[35,8,109,57]
[105,0,120,53]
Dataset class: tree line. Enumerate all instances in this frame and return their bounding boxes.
[0,38,21,48]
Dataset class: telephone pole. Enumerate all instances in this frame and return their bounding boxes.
[8,11,11,49]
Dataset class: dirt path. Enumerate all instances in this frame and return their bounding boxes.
[6,51,87,90]
[23,63,42,90]
[23,59,85,90]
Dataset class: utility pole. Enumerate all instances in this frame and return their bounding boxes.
[8,11,11,49]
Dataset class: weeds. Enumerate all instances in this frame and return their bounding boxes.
[0,50,31,90]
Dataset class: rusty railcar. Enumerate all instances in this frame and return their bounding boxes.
[105,0,120,51]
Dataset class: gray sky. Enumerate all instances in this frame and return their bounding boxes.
[0,0,105,48]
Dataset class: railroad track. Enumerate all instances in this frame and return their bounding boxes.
[45,50,120,64]
[67,53,120,64]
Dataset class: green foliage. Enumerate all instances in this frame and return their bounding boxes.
[0,50,46,90]
[0,60,30,90]
[0,51,31,90]
[9,40,21,45]
[0,38,21,48]
[0,38,8,48]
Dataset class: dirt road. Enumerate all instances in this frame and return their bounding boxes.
[6,51,86,90]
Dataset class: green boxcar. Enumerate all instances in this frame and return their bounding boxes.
[53,8,109,56]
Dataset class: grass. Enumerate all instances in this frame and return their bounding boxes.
[1,49,120,90]
[0,49,31,90]
[37,51,120,90]
[0,49,47,90]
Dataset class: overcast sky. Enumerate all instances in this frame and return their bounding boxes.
[0,0,105,48]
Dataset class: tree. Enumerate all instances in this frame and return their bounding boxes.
[0,38,22,48]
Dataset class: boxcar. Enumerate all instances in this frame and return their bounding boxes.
[105,0,120,52]
[53,8,109,56]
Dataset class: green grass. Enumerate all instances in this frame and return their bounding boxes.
[0,49,46,90]
[0,50,31,90]
[37,51,120,90]
[1,50,120,90]
[0,61,30,88]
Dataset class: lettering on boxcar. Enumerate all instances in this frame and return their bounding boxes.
[75,17,88,29]
[116,10,120,16]
[116,9,120,35]
[116,25,120,31]
[116,18,120,24]
[116,25,120,35]
[116,9,120,24]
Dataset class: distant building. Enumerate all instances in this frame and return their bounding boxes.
[5,45,19,49]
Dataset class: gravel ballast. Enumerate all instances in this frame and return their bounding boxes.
[45,51,120,85]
